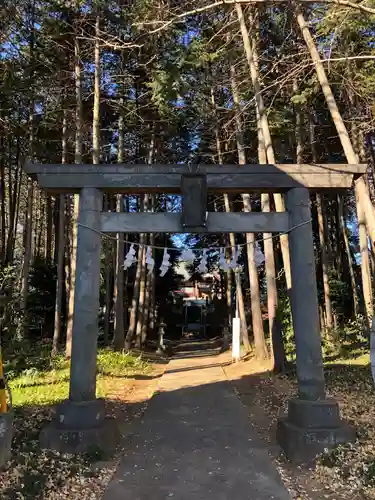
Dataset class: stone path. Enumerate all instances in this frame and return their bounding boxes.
[103,352,291,500]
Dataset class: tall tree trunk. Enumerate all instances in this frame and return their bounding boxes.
[149,249,156,335]
[135,131,154,349]
[316,193,334,329]
[141,195,156,347]
[126,233,144,350]
[0,142,5,263]
[21,116,34,331]
[211,92,250,351]
[141,249,151,348]
[66,22,83,358]
[148,195,156,337]
[258,113,283,368]
[211,86,247,339]
[135,199,148,349]
[93,17,112,342]
[294,4,375,256]
[11,167,22,266]
[236,4,292,291]
[246,9,283,367]
[21,1,36,336]
[230,63,267,359]
[36,192,45,259]
[356,191,373,320]
[113,108,126,350]
[225,240,233,324]
[145,232,156,342]
[212,90,232,322]
[52,109,68,354]
[293,79,304,164]
[347,92,373,322]
[309,113,334,329]
[53,197,65,353]
[5,139,21,265]
[103,199,112,345]
[338,195,359,316]
[45,196,53,263]
[93,14,101,165]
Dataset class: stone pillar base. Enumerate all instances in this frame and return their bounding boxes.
[276,398,355,463]
[40,399,119,455]
[0,412,13,469]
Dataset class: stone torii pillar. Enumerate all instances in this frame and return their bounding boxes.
[277,187,355,462]
[40,187,118,453]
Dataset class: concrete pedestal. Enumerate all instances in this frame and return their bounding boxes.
[277,188,354,462]
[0,412,13,469]
[277,398,355,463]
[40,400,118,455]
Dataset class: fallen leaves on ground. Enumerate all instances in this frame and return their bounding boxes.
[0,365,165,499]
[224,354,375,500]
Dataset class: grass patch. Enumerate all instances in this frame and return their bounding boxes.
[325,351,370,367]
[0,342,154,499]
[97,348,150,377]
[4,343,150,408]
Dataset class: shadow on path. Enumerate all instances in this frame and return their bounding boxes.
[103,349,291,500]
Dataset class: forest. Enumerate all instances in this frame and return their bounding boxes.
[1,0,374,362]
[1,0,375,498]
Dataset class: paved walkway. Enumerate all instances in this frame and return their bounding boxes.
[104,352,291,500]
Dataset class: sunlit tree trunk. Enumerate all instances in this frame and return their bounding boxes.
[147,195,156,337]
[20,2,37,336]
[126,231,144,350]
[346,93,373,322]
[0,136,5,263]
[230,63,267,359]
[245,8,284,367]
[135,233,147,349]
[141,194,156,347]
[308,113,333,329]
[141,243,151,348]
[52,108,68,355]
[225,240,233,324]
[66,11,83,357]
[5,139,21,265]
[357,191,373,321]
[213,96,232,322]
[92,15,100,165]
[237,4,292,291]
[149,250,156,335]
[294,4,375,263]
[113,106,126,350]
[259,123,281,368]
[338,195,359,316]
[211,88,248,349]
[103,198,112,345]
[21,113,34,333]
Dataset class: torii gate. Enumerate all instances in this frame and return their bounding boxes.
[25,162,363,462]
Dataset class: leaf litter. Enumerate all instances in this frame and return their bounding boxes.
[224,355,375,500]
[0,365,165,499]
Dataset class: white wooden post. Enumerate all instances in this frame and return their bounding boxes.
[232,295,241,362]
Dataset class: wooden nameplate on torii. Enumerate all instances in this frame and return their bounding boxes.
[181,166,207,232]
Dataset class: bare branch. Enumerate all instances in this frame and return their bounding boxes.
[134,0,375,34]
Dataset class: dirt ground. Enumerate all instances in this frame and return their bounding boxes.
[224,356,375,500]
[3,351,375,499]
[0,361,167,500]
